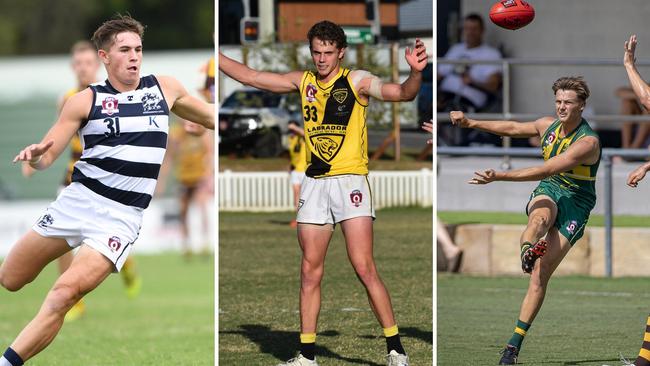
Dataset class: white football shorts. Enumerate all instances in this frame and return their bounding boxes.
[296,174,375,225]
[32,183,142,272]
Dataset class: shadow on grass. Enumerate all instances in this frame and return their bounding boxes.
[359,326,433,345]
[561,357,625,365]
[221,324,383,365]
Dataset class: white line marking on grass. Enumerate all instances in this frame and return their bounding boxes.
[482,287,650,298]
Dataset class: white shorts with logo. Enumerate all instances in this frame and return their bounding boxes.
[296,174,375,225]
[290,171,306,185]
[32,183,142,272]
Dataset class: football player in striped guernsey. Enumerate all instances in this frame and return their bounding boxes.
[0,15,213,366]
[220,20,427,366]
[21,40,143,323]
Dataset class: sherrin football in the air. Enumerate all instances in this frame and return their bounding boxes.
[489,0,535,30]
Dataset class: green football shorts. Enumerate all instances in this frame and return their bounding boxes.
[526,180,595,245]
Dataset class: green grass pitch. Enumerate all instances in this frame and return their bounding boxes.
[438,274,650,365]
[0,254,214,365]
[219,208,433,365]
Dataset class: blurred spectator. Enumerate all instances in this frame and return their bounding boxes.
[438,13,503,146]
[617,86,650,153]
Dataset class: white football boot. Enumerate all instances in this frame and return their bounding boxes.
[276,354,319,366]
[386,350,409,366]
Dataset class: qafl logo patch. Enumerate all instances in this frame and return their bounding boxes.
[501,0,517,7]
[546,131,557,145]
[108,236,122,252]
[305,83,317,103]
[350,190,363,207]
[101,96,119,116]
[332,88,348,104]
[566,220,578,235]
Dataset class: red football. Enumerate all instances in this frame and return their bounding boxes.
[489,0,535,30]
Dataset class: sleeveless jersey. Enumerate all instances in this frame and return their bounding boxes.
[62,88,84,186]
[300,68,368,178]
[288,134,307,173]
[169,122,209,186]
[71,75,169,209]
[540,118,600,200]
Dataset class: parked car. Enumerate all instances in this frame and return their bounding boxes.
[219,88,301,157]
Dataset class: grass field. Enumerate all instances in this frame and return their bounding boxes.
[438,274,650,365]
[0,254,214,365]
[439,211,650,228]
[219,208,433,365]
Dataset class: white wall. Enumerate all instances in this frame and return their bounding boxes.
[460,0,650,116]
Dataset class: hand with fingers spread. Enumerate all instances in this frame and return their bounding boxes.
[13,140,55,168]
[469,169,499,185]
[627,163,650,187]
[624,34,637,67]
[405,38,428,72]
[422,120,434,144]
[449,110,470,128]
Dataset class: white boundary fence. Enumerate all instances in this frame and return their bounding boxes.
[218,169,433,211]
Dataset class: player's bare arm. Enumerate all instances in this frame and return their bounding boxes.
[158,75,214,130]
[288,124,305,137]
[469,136,600,184]
[354,38,428,102]
[450,110,553,138]
[624,34,650,110]
[218,51,303,93]
[13,89,91,170]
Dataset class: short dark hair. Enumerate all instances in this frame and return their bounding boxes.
[92,14,145,51]
[464,13,485,30]
[307,20,347,49]
[552,76,590,102]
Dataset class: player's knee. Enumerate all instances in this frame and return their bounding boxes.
[529,214,550,231]
[46,283,82,313]
[354,263,379,286]
[301,263,324,289]
[0,269,28,292]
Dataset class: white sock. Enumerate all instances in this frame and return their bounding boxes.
[0,356,14,366]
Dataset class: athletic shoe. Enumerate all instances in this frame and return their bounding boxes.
[276,354,318,366]
[125,276,142,299]
[499,345,519,365]
[386,350,409,366]
[521,239,548,274]
[64,299,86,322]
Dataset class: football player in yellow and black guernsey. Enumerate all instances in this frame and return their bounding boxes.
[219,20,427,366]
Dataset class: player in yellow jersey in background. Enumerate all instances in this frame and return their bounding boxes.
[157,118,213,258]
[21,40,142,322]
[220,20,427,366]
[287,120,307,228]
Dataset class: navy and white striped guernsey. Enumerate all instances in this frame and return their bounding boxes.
[71,75,169,209]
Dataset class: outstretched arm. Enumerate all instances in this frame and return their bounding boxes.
[624,35,650,110]
[13,90,89,170]
[469,136,600,184]
[219,51,303,93]
[159,76,214,130]
[450,110,552,138]
[355,39,428,102]
[627,161,650,187]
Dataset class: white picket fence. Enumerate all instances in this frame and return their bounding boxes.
[218,169,433,211]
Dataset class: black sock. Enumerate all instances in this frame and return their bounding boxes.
[386,334,406,355]
[300,342,315,361]
[2,347,24,366]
